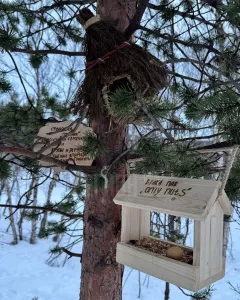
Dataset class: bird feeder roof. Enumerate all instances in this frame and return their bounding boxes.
[114,174,232,221]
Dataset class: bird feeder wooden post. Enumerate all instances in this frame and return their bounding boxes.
[113,174,232,291]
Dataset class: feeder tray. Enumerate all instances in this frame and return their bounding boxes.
[128,237,193,265]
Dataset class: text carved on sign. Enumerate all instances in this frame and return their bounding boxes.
[33,121,93,171]
[139,179,193,197]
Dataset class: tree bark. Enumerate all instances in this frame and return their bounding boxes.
[80,2,137,299]
[97,0,136,32]
[80,118,126,300]
[30,176,39,244]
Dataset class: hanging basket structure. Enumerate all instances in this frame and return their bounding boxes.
[113,174,233,291]
[71,8,169,124]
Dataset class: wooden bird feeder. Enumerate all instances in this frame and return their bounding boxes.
[113,174,232,291]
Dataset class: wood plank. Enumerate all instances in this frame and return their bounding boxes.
[115,197,209,221]
[114,174,221,220]
[199,205,211,281]
[218,191,233,215]
[199,202,224,281]
[209,202,223,277]
[117,242,199,291]
[140,210,150,237]
[121,207,150,242]
[198,268,225,290]
[193,221,201,266]
[121,207,140,242]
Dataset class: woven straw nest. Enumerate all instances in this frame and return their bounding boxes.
[71,8,169,125]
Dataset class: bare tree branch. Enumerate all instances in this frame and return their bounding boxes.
[125,0,150,38]
[36,0,96,13]
[137,25,221,54]
[61,247,82,258]
[0,204,83,219]
[147,2,218,27]
[11,48,86,56]
[0,146,98,174]
[1,0,96,13]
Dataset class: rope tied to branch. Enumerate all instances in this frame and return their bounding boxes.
[217,145,239,198]
[86,40,132,71]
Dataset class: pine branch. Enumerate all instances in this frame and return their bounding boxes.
[168,70,209,83]
[137,101,175,142]
[0,204,83,219]
[175,132,224,142]
[147,3,218,27]
[0,1,96,14]
[0,146,98,174]
[11,48,86,56]
[6,50,37,112]
[193,141,236,151]
[61,247,82,258]
[35,0,96,13]
[137,25,221,55]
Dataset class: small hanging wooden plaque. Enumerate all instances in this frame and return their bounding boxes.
[33,121,93,171]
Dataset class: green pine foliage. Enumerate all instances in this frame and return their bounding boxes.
[87,173,108,190]
[21,157,39,173]
[0,100,44,147]
[23,209,40,221]
[107,85,136,121]
[29,54,48,69]
[135,138,214,178]
[42,221,67,238]
[222,0,240,25]
[49,245,63,255]
[74,183,85,199]
[0,27,20,50]
[56,199,77,213]
[82,131,106,159]
[41,87,69,119]
[0,158,12,180]
[225,152,240,202]
[191,286,213,299]
[0,73,12,93]
[107,86,177,123]
[184,89,240,143]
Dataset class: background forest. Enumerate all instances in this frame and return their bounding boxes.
[0,0,240,299]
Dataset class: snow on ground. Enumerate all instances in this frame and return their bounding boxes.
[1,208,240,299]
[1,216,240,300]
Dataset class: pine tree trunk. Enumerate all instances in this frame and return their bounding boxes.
[79,2,137,299]
[30,176,39,244]
[80,118,126,300]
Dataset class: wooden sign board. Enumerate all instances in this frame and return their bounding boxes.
[114,174,223,220]
[33,121,93,172]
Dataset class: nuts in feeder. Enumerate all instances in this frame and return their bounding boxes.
[166,246,184,260]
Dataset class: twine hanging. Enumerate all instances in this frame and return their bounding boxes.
[71,8,169,124]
